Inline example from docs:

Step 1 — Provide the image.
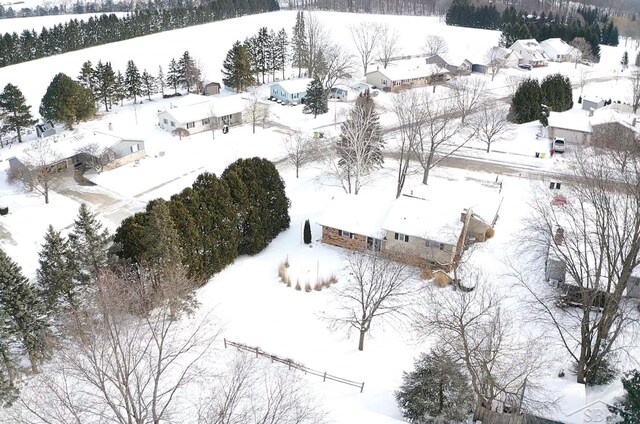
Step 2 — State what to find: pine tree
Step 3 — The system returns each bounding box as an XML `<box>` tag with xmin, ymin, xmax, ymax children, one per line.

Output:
<box><xmin>0</xmin><ymin>248</ymin><xmax>50</xmax><ymax>373</ymax></box>
<box><xmin>275</xmin><ymin>28</ymin><xmax>289</xmax><ymax>80</ymax></box>
<box><xmin>124</xmin><ymin>59</ymin><xmax>142</xmax><ymax>103</ymax></box>
<box><xmin>616</xmin><ymin>370</ymin><xmax>640</xmax><ymax>423</ymax></box>
<box><xmin>113</xmin><ymin>70</ymin><xmax>126</xmax><ymax>106</ymax></box>
<box><xmin>178</xmin><ymin>51</ymin><xmax>200</xmax><ymax>92</ymax></box>
<box><xmin>68</xmin><ymin>203</ymin><xmax>112</xmax><ymax>285</ymax></box>
<box><xmin>39</xmin><ymin>73</ymin><xmax>96</xmax><ymax>129</ymax></box>
<box><xmin>244</xmin><ymin>36</ymin><xmax>261</xmax><ymax>82</ymax></box>
<box><xmin>92</xmin><ymin>60</ymin><xmax>115</xmax><ymax>111</ymax></box>
<box><xmin>167</xmin><ymin>58</ymin><xmax>180</xmax><ymax>94</ymax></box>
<box><xmin>508</xmin><ymin>78</ymin><xmax>542</xmax><ymax>124</ymax></box>
<box><xmin>141</xmin><ymin>69</ymin><xmax>156</xmax><ymax>101</ymax></box>
<box><xmin>142</xmin><ymin>200</ymin><xmax>183</xmax><ymax>272</ymax></box>
<box><xmin>157</xmin><ymin>65</ymin><xmax>166</xmax><ymax>96</ymax></box>
<box><xmin>541</xmin><ymin>73</ymin><xmax>573</xmax><ymax>112</ymax></box>
<box><xmin>395</xmin><ymin>348</ymin><xmax>473</xmax><ymax>423</ymax></box>
<box><xmin>256</xmin><ymin>27</ymin><xmax>272</xmax><ymax>83</ymax></box>
<box><xmin>36</xmin><ymin>225</ymin><xmax>78</xmax><ymax>316</ymax></box>
<box><xmin>291</xmin><ymin>11</ymin><xmax>308</xmax><ymax>77</ymax></box>
<box><xmin>303</xmin><ymin>219</ymin><xmax>311</xmax><ymax>244</ymax></box>
<box><xmin>0</xmin><ymin>83</ymin><xmax>36</xmax><ymax>143</ymax></box>
<box><xmin>221</xmin><ymin>41</ymin><xmax>254</xmax><ymax>92</ymax></box>
<box><xmin>0</xmin><ymin>322</ymin><xmax>18</xmax><ymax>407</ymax></box>
<box><xmin>622</xmin><ymin>51</ymin><xmax>629</xmax><ymax>67</ymax></box>
<box><xmin>303</xmin><ymin>78</ymin><xmax>328</xmax><ymax>118</ymax></box>
<box><xmin>113</xmin><ymin>211</ymin><xmax>150</xmax><ymax>264</ymax></box>
<box><xmin>77</xmin><ymin>60</ymin><xmax>94</xmax><ymax>90</ymax></box>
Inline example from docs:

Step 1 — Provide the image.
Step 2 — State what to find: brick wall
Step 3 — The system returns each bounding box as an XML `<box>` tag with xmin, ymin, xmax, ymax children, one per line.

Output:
<box><xmin>321</xmin><ymin>226</ymin><xmax>367</xmax><ymax>251</ymax></box>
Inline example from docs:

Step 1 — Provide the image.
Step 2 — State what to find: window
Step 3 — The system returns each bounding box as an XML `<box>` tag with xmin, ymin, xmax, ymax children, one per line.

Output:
<box><xmin>170</xmin><ymin>121</ymin><xmax>175</xmax><ymax>127</ymax></box>
<box><xmin>439</xmin><ymin>243</ymin><xmax>445</xmax><ymax>250</ymax></box>
<box><xmin>186</xmin><ymin>121</ymin><xmax>195</xmax><ymax>129</ymax></box>
<box><xmin>367</xmin><ymin>237</ymin><xmax>381</xmax><ymax>252</ymax></box>
<box><xmin>549</xmin><ymin>182</ymin><xmax>562</xmax><ymax>190</ymax></box>
<box><xmin>394</xmin><ymin>233</ymin><xmax>409</xmax><ymax>242</ymax></box>
<box><xmin>202</xmin><ymin>118</ymin><xmax>210</xmax><ymax>125</ymax></box>
<box><xmin>338</xmin><ymin>230</ymin><xmax>354</xmax><ymax>239</ymax></box>
<box><xmin>221</xmin><ymin>114</ymin><xmax>232</xmax><ymax>125</ymax></box>
<box><xmin>130</xmin><ymin>144</ymin><xmax>139</xmax><ymax>153</ymax></box>
<box><xmin>382</xmin><ymin>79</ymin><xmax>388</xmax><ymax>85</ymax></box>
<box><xmin>163</xmin><ymin>118</ymin><xmax>168</xmax><ymax>125</ymax></box>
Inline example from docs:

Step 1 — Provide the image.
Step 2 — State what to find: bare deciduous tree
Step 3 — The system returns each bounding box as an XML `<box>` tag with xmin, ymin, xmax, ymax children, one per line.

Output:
<box><xmin>630</xmin><ymin>70</ymin><xmax>640</xmax><ymax>113</ymax></box>
<box><xmin>506</xmin><ymin>75</ymin><xmax>524</xmax><ymax>98</ymax></box>
<box><xmin>446</xmin><ymin>76</ymin><xmax>487</xmax><ymax>123</ymax></box>
<box><xmin>329</xmin><ymin>251</ymin><xmax>419</xmax><ymax>351</ymax></box>
<box><xmin>390</xmin><ymin>91</ymin><xmax>424</xmax><ymax>197</ymax></box>
<box><xmin>486</xmin><ymin>47</ymin><xmax>506</xmax><ymax>82</ymax></box>
<box><xmin>283</xmin><ymin>130</ymin><xmax>317</xmax><ymax>178</ymax></box>
<box><xmin>207</xmin><ymin>104</ymin><xmax>220</xmax><ymax>140</ymax></box>
<box><xmin>577</xmin><ymin>68</ymin><xmax>591</xmax><ymax>96</ymax></box>
<box><xmin>517</xmin><ymin>147</ymin><xmax>640</xmax><ymax>385</ymax></box>
<box><xmin>414</xmin><ymin>281</ymin><xmax>550</xmax><ymax>415</ymax></box>
<box><xmin>468</xmin><ymin>101</ymin><xmax>513</xmax><ymax>153</ymax></box>
<box><xmin>244</xmin><ymin>87</ymin><xmax>270</xmax><ymax>134</ymax></box>
<box><xmin>197</xmin><ymin>353</ymin><xmax>326</xmax><ymax>424</ymax></box>
<box><xmin>9</xmin><ymin>139</ymin><xmax>70</xmax><ymax>204</ymax></box>
<box><xmin>315</xmin><ymin>43</ymin><xmax>355</xmax><ymax>92</ymax></box>
<box><xmin>570</xmin><ymin>38</ymin><xmax>594</xmax><ymax>69</ymax></box>
<box><xmin>305</xmin><ymin>13</ymin><xmax>328</xmax><ymax>79</ymax></box>
<box><xmin>591</xmin><ymin>122</ymin><xmax>639</xmax><ymax>173</ymax></box>
<box><xmin>378</xmin><ymin>24</ymin><xmax>400</xmax><ymax>69</ymax></box>
<box><xmin>349</xmin><ymin>22</ymin><xmax>381</xmax><ymax>75</ymax></box>
<box><xmin>423</xmin><ymin>35</ymin><xmax>448</xmax><ymax>57</ymax></box>
<box><xmin>75</xmin><ymin>143</ymin><xmax>115</xmax><ymax>173</ymax></box>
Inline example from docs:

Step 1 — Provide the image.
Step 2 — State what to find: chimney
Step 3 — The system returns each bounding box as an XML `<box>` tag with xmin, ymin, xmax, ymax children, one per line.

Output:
<box><xmin>554</xmin><ymin>227</ymin><xmax>565</xmax><ymax>245</ymax></box>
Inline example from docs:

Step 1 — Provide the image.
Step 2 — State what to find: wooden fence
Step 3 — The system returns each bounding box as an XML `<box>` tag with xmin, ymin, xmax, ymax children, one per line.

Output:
<box><xmin>224</xmin><ymin>338</ymin><xmax>365</xmax><ymax>393</ymax></box>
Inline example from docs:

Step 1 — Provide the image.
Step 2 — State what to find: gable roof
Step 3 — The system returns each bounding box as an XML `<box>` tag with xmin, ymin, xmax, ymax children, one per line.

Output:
<box><xmin>317</xmin><ymin>194</ymin><xmax>394</xmax><ymax>239</ymax></box>
<box><xmin>368</xmin><ymin>63</ymin><xmax>450</xmax><ymax>82</ymax></box>
<box><xmin>272</xmin><ymin>78</ymin><xmax>313</xmax><ymax>94</ymax></box>
<box><xmin>548</xmin><ymin>111</ymin><xmax>592</xmax><ymax>133</ymax></box>
<box><xmin>539</xmin><ymin>38</ymin><xmax>577</xmax><ymax>57</ymax></box>
<box><xmin>590</xmin><ymin>108</ymin><xmax>639</xmax><ymax>131</ymax></box>
<box><xmin>510</xmin><ymin>39</ymin><xmax>550</xmax><ymax>61</ymax></box>
<box><xmin>159</xmin><ymin>93</ymin><xmax>246</xmax><ymax>124</ymax></box>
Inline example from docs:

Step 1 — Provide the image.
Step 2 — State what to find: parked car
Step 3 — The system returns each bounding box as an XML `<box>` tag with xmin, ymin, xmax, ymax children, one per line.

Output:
<box><xmin>554</xmin><ymin>137</ymin><xmax>566</xmax><ymax>153</ymax></box>
<box><xmin>518</xmin><ymin>63</ymin><xmax>532</xmax><ymax>70</ymax></box>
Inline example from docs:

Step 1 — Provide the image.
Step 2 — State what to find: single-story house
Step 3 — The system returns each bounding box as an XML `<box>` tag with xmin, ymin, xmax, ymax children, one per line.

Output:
<box><xmin>318</xmin><ymin>184</ymin><xmax>499</xmax><ymax>269</ymax></box>
<box><xmin>539</xmin><ymin>38</ymin><xmax>578</xmax><ymax>63</ymax></box>
<box><xmin>157</xmin><ymin>93</ymin><xmax>245</xmax><ymax>136</ymax></box>
<box><xmin>547</xmin><ymin>112</ymin><xmax>592</xmax><ymax>145</ymax></box>
<box><xmin>8</xmin><ymin>130</ymin><xmax>145</xmax><ymax>177</ymax></box>
<box><xmin>589</xmin><ymin>108</ymin><xmax>639</xmax><ymax>150</ymax></box>
<box><xmin>581</xmin><ymin>95</ymin><xmax>605</xmax><ymax>112</ymax></box>
<box><xmin>329</xmin><ymin>84</ymin><xmax>350</xmax><ymax>101</ymax></box>
<box><xmin>270</xmin><ymin>78</ymin><xmax>313</xmax><ymax>105</ymax></box>
<box><xmin>35</xmin><ymin>121</ymin><xmax>60</xmax><ymax>138</ymax></box>
<box><xmin>365</xmin><ymin>63</ymin><xmax>450</xmax><ymax>92</ymax></box>
<box><xmin>509</xmin><ymin>39</ymin><xmax>550</xmax><ymax>67</ymax></box>
<box><xmin>425</xmin><ymin>54</ymin><xmax>472</xmax><ymax>75</ymax></box>
<box><xmin>351</xmin><ymin>82</ymin><xmax>374</xmax><ymax>94</ymax></box>
<box><xmin>203</xmin><ymin>82</ymin><xmax>221</xmax><ymax>96</ymax></box>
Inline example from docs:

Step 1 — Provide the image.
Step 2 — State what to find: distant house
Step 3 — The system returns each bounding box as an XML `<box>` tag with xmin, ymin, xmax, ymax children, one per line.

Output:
<box><xmin>318</xmin><ymin>186</ymin><xmax>499</xmax><ymax>269</ymax></box>
<box><xmin>35</xmin><ymin>121</ymin><xmax>59</xmax><ymax>138</ymax></box>
<box><xmin>203</xmin><ymin>82</ymin><xmax>221</xmax><ymax>95</ymax></box>
<box><xmin>8</xmin><ymin>130</ymin><xmax>145</xmax><ymax>176</ymax></box>
<box><xmin>539</xmin><ymin>38</ymin><xmax>578</xmax><ymax>62</ymax></box>
<box><xmin>484</xmin><ymin>47</ymin><xmax>522</xmax><ymax>70</ymax></box>
<box><xmin>581</xmin><ymin>95</ymin><xmax>605</xmax><ymax>112</ymax></box>
<box><xmin>351</xmin><ymin>82</ymin><xmax>374</xmax><ymax>94</ymax></box>
<box><xmin>547</xmin><ymin>112</ymin><xmax>592</xmax><ymax>144</ymax></box>
<box><xmin>270</xmin><ymin>78</ymin><xmax>313</xmax><ymax>105</ymax></box>
<box><xmin>425</xmin><ymin>53</ymin><xmax>472</xmax><ymax>75</ymax></box>
<box><xmin>365</xmin><ymin>63</ymin><xmax>450</xmax><ymax>92</ymax></box>
<box><xmin>509</xmin><ymin>39</ymin><xmax>550</xmax><ymax>67</ymax></box>
<box><xmin>157</xmin><ymin>94</ymin><xmax>245</xmax><ymax>136</ymax></box>
<box><xmin>329</xmin><ymin>84</ymin><xmax>350</xmax><ymax>101</ymax></box>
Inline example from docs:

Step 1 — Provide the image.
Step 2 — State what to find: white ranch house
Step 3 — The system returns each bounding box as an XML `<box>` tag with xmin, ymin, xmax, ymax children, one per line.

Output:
<box><xmin>509</xmin><ymin>39</ymin><xmax>550</xmax><ymax>67</ymax></box>
<box><xmin>157</xmin><ymin>94</ymin><xmax>245</xmax><ymax>135</ymax></box>
<box><xmin>270</xmin><ymin>78</ymin><xmax>313</xmax><ymax>104</ymax></box>
<box><xmin>365</xmin><ymin>62</ymin><xmax>450</xmax><ymax>92</ymax></box>
<box><xmin>539</xmin><ymin>38</ymin><xmax>578</xmax><ymax>62</ymax></box>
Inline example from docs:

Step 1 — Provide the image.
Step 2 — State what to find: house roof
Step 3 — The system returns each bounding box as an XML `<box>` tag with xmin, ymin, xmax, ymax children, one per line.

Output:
<box><xmin>271</xmin><ymin>78</ymin><xmax>313</xmax><ymax>94</ymax></box>
<box><xmin>539</xmin><ymin>38</ymin><xmax>577</xmax><ymax>57</ymax></box>
<box><xmin>590</xmin><ymin>108</ymin><xmax>639</xmax><ymax>131</ymax></box>
<box><xmin>548</xmin><ymin>111</ymin><xmax>592</xmax><ymax>133</ymax></box>
<box><xmin>159</xmin><ymin>93</ymin><xmax>246</xmax><ymax>124</ymax></box>
<box><xmin>317</xmin><ymin>194</ymin><xmax>394</xmax><ymax>239</ymax></box>
<box><xmin>368</xmin><ymin>63</ymin><xmax>450</xmax><ymax>82</ymax></box>
<box><xmin>510</xmin><ymin>39</ymin><xmax>550</xmax><ymax>62</ymax></box>
<box><xmin>439</xmin><ymin>53</ymin><xmax>472</xmax><ymax>66</ymax></box>
<box><xmin>582</xmin><ymin>95</ymin><xmax>604</xmax><ymax>104</ymax></box>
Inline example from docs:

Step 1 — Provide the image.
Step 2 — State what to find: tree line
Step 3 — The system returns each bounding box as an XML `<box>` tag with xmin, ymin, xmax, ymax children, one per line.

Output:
<box><xmin>0</xmin><ymin>0</ymin><xmax>279</xmax><ymax>69</ymax></box>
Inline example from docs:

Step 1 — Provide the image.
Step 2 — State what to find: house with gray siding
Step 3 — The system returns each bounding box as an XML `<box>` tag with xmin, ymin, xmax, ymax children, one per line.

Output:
<box><xmin>270</xmin><ymin>78</ymin><xmax>313</xmax><ymax>104</ymax></box>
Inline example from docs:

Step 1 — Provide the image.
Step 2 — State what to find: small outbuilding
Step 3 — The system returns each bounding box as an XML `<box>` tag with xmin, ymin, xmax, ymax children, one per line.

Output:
<box><xmin>203</xmin><ymin>82</ymin><xmax>221</xmax><ymax>95</ymax></box>
<box><xmin>581</xmin><ymin>95</ymin><xmax>605</xmax><ymax>112</ymax></box>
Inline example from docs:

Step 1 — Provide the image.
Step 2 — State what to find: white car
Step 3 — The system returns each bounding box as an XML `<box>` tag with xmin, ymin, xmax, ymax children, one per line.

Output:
<box><xmin>554</xmin><ymin>137</ymin><xmax>566</xmax><ymax>153</ymax></box>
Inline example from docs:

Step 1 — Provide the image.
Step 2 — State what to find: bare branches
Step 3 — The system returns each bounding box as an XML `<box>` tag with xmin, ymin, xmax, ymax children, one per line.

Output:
<box><xmin>468</xmin><ymin>101</ymin><xmax>513</xmax><ymax>153</ymax></box>
<box><xmin>244</xmin><ymin>86</ymin><xmax>269</xmax><ymax>134</ymax></box>
<box><xmin>75</xmin><ymin>143</ymin><xmax>115</xmax><ymax>173</ymax></box>
<box><xmin>305</xmin><ymin>13</ymin><xmax>328</xmax><ymax>79</ymax></box>
<box><xmin>446</xmin><ymin>76</ymin><xmax>487</xmax><ymax>123</ymax></box>
<box><xmin>329</xmin><ymin>251</ymin><xmax>420</xmax><ymax>351</ymax></box>
<box><xmin>283</xmin><ymin>130</ymin><xmax>317</xmax><ymax>179</ymax></box>
<box><xmin>486</xmin><ymin>47</ymin><xmax>506</xmax><ymax>82</ymax></box>
<box><xmin>349</xmin><ymin>22</ymin><xmax>381</xmax><ymax>75</ymax></box>
<box><xmin>377</xmin><ymin>24</ymin><xmax>400</xmax><ymax>69</ymax></box>
<box><xmin>570</xmin><ymin>38</ymin><xmax>594</xmax><ymax>68</ymax></box>
<box><xmin>630</xmin><ymin>70</ymin><xmax>640</xmax><ymax>114</ymax></box>
<box><xmin>423</xmin><ymin>35</ymin><xmax>448</xmax><ymax>57</ymax></box>
<box><xmin>315</xmin><ymin>43</ymin><xmax>355</xmax><ymax>92</ymax></box>
<box><xmin>389</xmin><ymin>91</ymin><xmax>423</xmax><ymax>197</ymax></box>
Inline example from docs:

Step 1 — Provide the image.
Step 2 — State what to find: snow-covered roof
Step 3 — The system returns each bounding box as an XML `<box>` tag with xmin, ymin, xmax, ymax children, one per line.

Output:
<box><xmin>369</xmin><ymin>63</ymin><xmax>450</xmax><ymax>82</ymax></box>
<box><xmin>159</xmin><ymin>93</ymin><xmax>246</xmax><ymax>124</ymax></box>
<box><xmin>582</xmin><ymin>95</ymin><xmax>604</xmax><ymax>104</ymax></box>
<box><xmin>539</xmin><ymin>38</ymin><xmax>578</xmax><ymax>57</ymax></box>
<box><xmin>317</xmin><ymin>194</ymin><xmax>394</xmax><ymax>239</ymax></box>
<box><xmin>510</xmin><ymin>39</ymin><xmax>550</xmax><ymax>62</ymax></box>
<box><xmin>440</xmin><ymin>53</ymin><xmax>472</xmax><ymax>66</ymax></box>
<box><xmin>272</xmin><ymin>78</ymin><xmax>313</xmax><ymax>94</ymax></box>
<box><xmin>590</xmin><ymin>108</ymin><xmax>639</xmax><ymax>131</ymax></box>
<box><xmin>548</xmin><ymin>111</ymin><xmax>592</xmax><ymax>133</ymax></box>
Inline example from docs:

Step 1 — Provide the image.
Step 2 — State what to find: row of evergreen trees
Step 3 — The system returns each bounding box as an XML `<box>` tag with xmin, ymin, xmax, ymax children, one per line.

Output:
<box><xmin>0</xmin><ymin>0</ymin><xmax>193</xmax><ymax>19</ymax></box>
<box><xmin>508</xmin><ymin>73</ymin><xmax>573</xmax><ymax>124</ymax></box>
<box><xmin>114</xmin><ymin>158</ymin><xmax>290</xmax><ymax>281</ymax></box>
<box><xmin>0</xmin><ymin>0</ymin><xmax>279</xmax><ymax>69</ymax></box>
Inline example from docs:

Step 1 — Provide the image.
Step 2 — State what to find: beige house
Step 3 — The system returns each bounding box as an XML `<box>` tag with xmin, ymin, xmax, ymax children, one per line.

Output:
<box><xmin>365</xmin><ymin>62</ymin><xmax>450</xmax><ymax>92</ymax></box>
<box><xmin>158</xmin><ymin>94</ymin><xmax>245</xmax><ymax>136</ymax></box>
<box><xmin>547</xmin><ymin>112</ymin><xmax>592</xmax><ymax>145</ymax></box>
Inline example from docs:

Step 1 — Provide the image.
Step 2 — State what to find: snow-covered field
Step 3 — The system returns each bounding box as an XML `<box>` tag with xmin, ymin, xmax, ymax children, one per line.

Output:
<box><xmin>0</xmin><ymin>9</ymin><xmax>639</xmax><ymax>424</ymax></box>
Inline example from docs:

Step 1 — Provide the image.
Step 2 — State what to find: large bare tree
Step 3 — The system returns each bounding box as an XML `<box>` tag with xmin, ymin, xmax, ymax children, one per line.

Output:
<box><xmin>283</xmin><ymin>130</ymin><xmax>317</xmax><ymax>178</ymax></box>
<box><xmin>314</xmin><ymin>43</ymin><xmax>355</xmax><ymax>92</ymax></box>
<box><xmin>570</xmin><ymin>37</ymin><xmax>594</xmax><ymax>69</ymax></box>
<box><xmin>10</xmin><ymin>139</ymin><xmax>70</xmax><ymax>204</ymax></box>
<box><xmin>389</xmin><ymin>91</ymin><xmax>424</xmax><ymax>197</ymax></box>
<box><xmin>243</xmin><ymin>86</ymin><xmax>269</xmax><ymax>134</ymax></box>
<box><xmin>517</xmin><ymin>146</ymin><xmax>640</xmax><ymax>385</ymax></box>
<box><xmin>423</xmin><ymin>35</ymin><xmax>448</xmax><ymax>57</ymax></box>
<box><xmin>630</xmin><ymin>70</ymin><xmax>640</xmax><ymax>113</ymax></box>
<box><xmin>486</xmin><ymin>47</ymin><xmax>506</xmax><ymax>82</ymax></box>
<box><xmin>377</xmin><ymin>23</ymin><xmax>400</xmax><ymax>69</ymax></box>
<box><xmin>305</xmin><ymin>13</ymin><xmax>328</xmax><ymax>79</ymax></box>
<box><xmin>468</xmin><ymin>101</ymin><xmax>513</xmax><ymax>153</ymax></box>
<box><xmin>75</xmin><ymin>143</ymin><xmax>115</xmax><ymax>173</ymax></box>
<box><xmin>349</xmin><ymin>22</ymin><xmax>381</xmax><ymax>75</ymax></box>
<box><xmin>330</xmin><ymin>251</ymin><xmax>419</xmax><ymax>351</ymax></box>
<box><xmin>446</xmin><ymin>76</ymin><xmax>487</xmax><ymax>123</ymax></box>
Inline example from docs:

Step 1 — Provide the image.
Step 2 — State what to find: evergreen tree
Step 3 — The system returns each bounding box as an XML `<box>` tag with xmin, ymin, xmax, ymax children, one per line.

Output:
<box><xmin>92</xmin><ymin>60</ymin><xmax>115</xmax><ymax>111</ymax></box>
<box><xmin>636</xmin><ymin>52</ymin><xmax>640</xmax><ymax>68</ymax></box>
<box><xmin>0</xmin><ymin>323</ymin><xmax>18</xmax><ymax>407</ymax></box>
<box><xmin>140</xmin><ymin>69</ymin><xmax>156</xmax><ymax>101</ymax></box>
<box><xmin>113</xmin><ymin>211</ymin><xmax>149</xmax><ymax>264</ymax></box>
<box><xmin>608</xmin><ymin>25</ymin><xmax>619</xmax><ymax>46</ymax></box>
<box><xmin>541</xmin><ymin>73</ymin><xmax>573</xmax><ymax>112</ymax></box>
<box><xmin>303</xmin><ymin>219</ymin><xmax>311</xmax><ymax>244</ymax></box>
<box><xmin>77</xmin><ymin>60</ymin><xmax>94</xmax><ymax>90</ymax></box>
<box><xmin>68</xmin><ymin>203</ymin><xmax>111</xmax><ymax>285</ymax></box>
<box><xmin>256</xmin><ymin>27</ymin><xmax>272</xmax><ymax>83</ymax></box>
<box><xmin>39</xmin><ymin>73</ymin><xmax>95</xmax><ymax>129</ymax></box>
<box><xmin>167</xmin><ymin>58</ymin><xmax>180</xmax><ymax>94</ymax></box>
<box><xmin>113</xmin><ymin>70</ymin><xmax>126</xmax><ymax>106</ymax></box>
<box><xmin>221</xmin><ymin>41</ymin><xmax>254</xmax><ymax>92</ymax></box>
<box><xmin>0</xmin><ymin>248</ymin><xmax>50</xmax><ymax>373</ymax></box>
<box><xmin>615</xmin><ymin>370</ymin><xmax>640</xmax><ymax>423</ymax></box>
<box><xmin>244</xmin><ymin>36</ymin><xmax>261</xmax><ymax>82</ymax></box>
<box><xmin>36</xmin><ymin>225</ymin><xmax>78</xmax><ymax>316</ymax></box>
<box><xmin>275</xmin><ymin>28</ymin><xmax>289</xmax><ymax>80</ymax></box>
<box><xmin>124</xmin><ymin>59</ymin><xmax>142</xmax><ymax>103</ymax></box>
<box><xmin>395</xmin><ymin>348</ymin><xmax>473</xmax><ymax>423</ymax></box>
<box><xmin>178</xmin><ymin>51</ymin><xmax>200</xmax><ymax>93</ymax></box>
<box><xmin>0</xmin><ymin>83</ymin><xmax>36</xmax><ymax>143</ymax></box>
<box><xmin>508</xmin><ymin>78</ymin><xmax>542</xmax><ymax>124</ymax></box>
<box><xmin>303</xmin><ymin>78</ymin><xmax>328</xmax><ymax>118</ymax></box>
<box><xmin>157</xmin><ymin>65</ymin><xmax>166</xmax><ymax>96</ymax></box>
<box><xmin>291</xmin><ymin>11</ymin><xmax>308</xmax><ymax>77</ymax></box>
<box><xmin>622</xmin><ymin>51</ymin><xmax>629</xmax><ymax>67</ymax></box>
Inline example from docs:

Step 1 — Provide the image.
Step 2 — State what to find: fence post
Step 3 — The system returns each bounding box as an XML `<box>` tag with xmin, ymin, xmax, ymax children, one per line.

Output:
<box><xmin>323</xmin><ymin>372</ymin><xmax>326</xmax><ymax>382</ymax></box>
<box><xmin>360</xmin><ymin>382</ymin><xmax>365</xmax><ymax>393</ymax></box>
<box><xmin>223</xmin><ymin>338</ymin><xmax>227</xmax><ymax>349</ymax></box>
